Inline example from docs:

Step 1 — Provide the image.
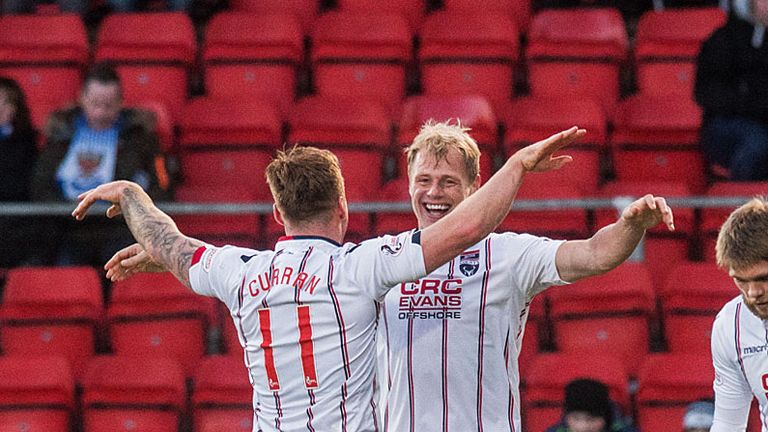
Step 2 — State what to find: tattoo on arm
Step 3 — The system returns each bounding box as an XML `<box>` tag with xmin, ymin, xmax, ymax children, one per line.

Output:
<box><xmin>120</xmin><ymin>187</ymin><xmax>204</xmax><ymax>288</ymax></box>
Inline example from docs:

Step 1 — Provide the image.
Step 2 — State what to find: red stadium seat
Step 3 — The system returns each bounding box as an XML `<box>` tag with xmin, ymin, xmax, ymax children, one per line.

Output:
<box><xmin>218</xmin><ymin>302</ymin><xmax>244</xmax><ymax>357</ymax></box>
<box><xmin>418</xmin><ymin>11</ymin><xmax>519</xmax><ymax>114</ymax></box>
<box><xmin>372</xmin><ymin>177</ymin><xmax>417</xmax><ymax>235</ymax></box>
<box><xmin>610</xmin><ymin>94</ymin><xmax>705</xmax><ymax>192</ymax></box>
<box><xmin>596</xmin><ymin>181</ymin><xmax>694</xmax><ymax>291</ymax></box>
<box><xmin>228</xmin><ymin>0</ymin><xmax>319</xmax><ymax>33</ymax></box>
<box><xmin>203</xmin><ymin>12</ymin><xmax>303</xmax><ymax>115</ymax></box>
<box><xmin>700</xmin><ymin>182</ymin><xmax>768</xmax><ymax>261</ymax></box>
<box><xmin>0</xmin><ymin>14</ymin><xmax>88</xmax><ymax>128</ymax></box>
<box><xmin>0</xmin><ymin>356</ymin><xmax>74</xmax><ymax>432</ymax></box>
<box><xmin>178</xmin><ymin>96</ymin><xmax>282</xmax><ymax>194</ymax></box>
<box><xmin>82</xmin><ymin>356</ymin><xmax>186</xmax><ymax>432</ymax></box>
<box><xmin>337</xmin><ymin>0</ymin><xmax>426</xmax><ymax>30</ymax></box>
<box><xmin>174</xmin><ymin>185</ymin><xmax>264</xmax><ymax>249</ymax></box>
<box><xmin>522</xmin><ymin>352</ymin><xmax>629</xmax><ymax>432</ymax></box>
<box><xmin>108</xmin><ymin>273</ymin><xmax>217</xmax><ymax>377</ymax></box>
<box><xmin>548</xmin><ymin>263</ymin><xmax>655</xmax><ymax>376</ymax></box>
<box><xmin>0</xmin><ymin>267</ymin><xmax>103</xmax><ymax>378</ymax></box>
<box><xmin>661</xmin><ymin>261</ymin><xmax>735</xmax><ymax>353</ymax></box>
<box><xmin>636</xmin><ymin>353</ymin><xmax>714</xmax><ymax>432</ymax></box>
<box><xmin>95</xmin><ymin>12</ymin><xmax>196</xmax><ymax>119</ymax></box>
<box><xmin>396</xmin><ymin>95</ymin><xmax>498</xmax><ymax>181</ymax></box>
<box><xmin>635</xmin><ymin>8</ymin><xmax>725</xmax><ymax>96</ymax></box>
<box><xmin>503</xmin><ymin>96</ymin><xmax>607</xmax><ymax>195</ymax></box>
<box><xmin>192</xmin><ymin>356</ymin><xmax>253</xmax><ymax>432</ymax></box>
<box><xmin>443</xmin><ymin>0</ymin><xmax>531</xmax><ymax>33</ymax></box>
<box><xmin>498</xmin><ymin>183</ymin><xmax>589</xmax><ymax>239</ymax></box>
<box><xmin>527</xmin><ymin>8</ymin><xmax>628</xmax><ymax>115</ymax></box>
<box><xmin>310</xmin><ymin>12</ymin><xmax>412</xmax><ymax>112</ymax></box>
<box><xmin>131</xmin><ymin>100</ymin><xmax>175</xmax><ymax>154</ymax></box>
<box><xmin>288</xmin><ymin>96</ymin><xmax>392</xmax><ymax>194</ymax></box>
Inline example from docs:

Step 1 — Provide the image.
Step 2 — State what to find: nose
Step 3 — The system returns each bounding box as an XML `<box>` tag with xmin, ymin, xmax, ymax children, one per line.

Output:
<box><xmin>747</xmin><ymin>282</ymin><xmax>765</xmax><ymax>300</ymax></box>
<box><xmin>426</xmin><ymin>181</ymin><xmax>442</xmax><ymax>197</ymax></box>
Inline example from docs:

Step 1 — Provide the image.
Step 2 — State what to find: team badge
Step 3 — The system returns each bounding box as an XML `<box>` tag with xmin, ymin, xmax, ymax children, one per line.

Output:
<box><xmin>459</xmin><ymin>250</ymin><xmax>480</xmax><ymax>277</ymax></box>
<box><xmin>380</xmin><ymin>234</ymin><xmax>405</xmax><ymax>257</ymax></box>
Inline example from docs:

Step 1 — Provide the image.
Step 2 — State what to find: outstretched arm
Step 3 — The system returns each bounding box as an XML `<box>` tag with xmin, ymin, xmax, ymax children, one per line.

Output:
<box><xmin>72</xmin><ymin>180</ymin><xmax>204</xmax><ymax>288</ymax></box>
<box><xmin>420</xmin><ymin>126</ymin><xmax>585</xmax><ymax>273</ymax></box>
<box><xmin>555</xmin><ymin>194</ymin><xmax>675</xmax><ymax>282</ymax></box>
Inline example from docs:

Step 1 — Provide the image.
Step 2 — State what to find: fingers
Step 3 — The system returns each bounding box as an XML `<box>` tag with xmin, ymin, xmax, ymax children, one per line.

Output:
<box><xmin>655</xmin><ymin>196</ymin><xmax>675</xmax><ymax>232</ymax></box>
<box><xmin>106</xmin><ymin>204</ymin><xmax>122</xmax><ymax>218</ymax></box>
<box><xmin>547</xmin><ymin>155</ymin><xmax>574</xmax><ymax>170</ymax></box>
<box><xmin>71</xmin><ymin>188</ymin><xmax>98</xmax><ymax>220</ymax></box>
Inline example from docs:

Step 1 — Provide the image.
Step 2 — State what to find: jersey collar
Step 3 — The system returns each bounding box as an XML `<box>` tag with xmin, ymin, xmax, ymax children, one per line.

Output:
<box><xmin>276</xmin><ymin>235</ymin><xmax>342</xmax><ymax>248</ymax></box>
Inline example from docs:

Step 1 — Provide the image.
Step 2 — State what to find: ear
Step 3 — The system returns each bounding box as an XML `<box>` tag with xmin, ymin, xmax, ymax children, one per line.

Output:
<box><xmin>272</xmin><ymin>204</ymin><xmax>285</xmax><ymax>227</ymax></box>
<box><xmin>337</xmin><ymin>195</ymin><xmax>348</xmax><ymax>219</ymax></box>
<box><xmin>470</xmin><ymin>173</ymin><xmax>481</xmax><ymax>193</ymax></box>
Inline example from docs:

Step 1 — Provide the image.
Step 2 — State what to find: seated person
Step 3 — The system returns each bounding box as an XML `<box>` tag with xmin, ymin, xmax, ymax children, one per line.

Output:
<box><xmin>683</xmin><ymin>400</ymin><xmax>714</xmax><ymax>432</ymax></box>
<box><xmin>546</xmin><ymin>378</ymin><xmax>637</xmax><ymax>432</ymax></box>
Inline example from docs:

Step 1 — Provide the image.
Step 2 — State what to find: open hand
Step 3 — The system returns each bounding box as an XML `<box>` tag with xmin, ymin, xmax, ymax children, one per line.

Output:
<box><xmin>71</xmin><ymin>180</ymin><xmax>137</xmax><ymax>221</ymax></box>
<box><xmin>513</xmin><ymin>126</ymin><xmax>586</xmax><ymax>172</ymax></box>
<box><xmin>621</xmin><ymin>194</ymin><xmax>675</xmax><ymax>232</ymax></box>
<box><xmin>105</xmin><ymin>243</ymin><xmax>166</xmax><ymax>282</ymax></box>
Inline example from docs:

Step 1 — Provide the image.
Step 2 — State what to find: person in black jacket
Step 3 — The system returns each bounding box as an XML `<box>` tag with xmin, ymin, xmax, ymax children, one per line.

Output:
<box><xmin>694</xmin><ymin>0</ymin><xmax>768</xmax><ymax>181</ymax></box>
<box><xmin>0</xmin><ymin>77</ymin><xmax>39</xmax><ymax>268</ymax></box>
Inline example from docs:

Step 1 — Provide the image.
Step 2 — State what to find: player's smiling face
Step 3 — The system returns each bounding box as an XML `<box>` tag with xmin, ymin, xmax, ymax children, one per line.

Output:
<box><xmin>732</xmin><ymin>260</ymin><xmax>768</xmax><ymax>320</ymax></box>
<box><xmin>408</xmin><ymin>147</ymin><xmax>479</xmax><ymax>229</ymax></box>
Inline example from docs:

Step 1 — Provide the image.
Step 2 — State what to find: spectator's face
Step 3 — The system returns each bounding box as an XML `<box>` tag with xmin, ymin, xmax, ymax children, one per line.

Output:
<box><xmin>408</xmin><ymin>147</ymin><xmax>479</xmax><ymax>229</ymax></box>
<box><xmin>565</xmin><ymin>411</ymin><xmax>606</xmax><ymax>432</ymax></box>
<box><xmin>0</xmin><ymin>88</ymin><xmax>16</xmax><ymax>126</ymax></box>
<box><xmin>80</xmin><ymin>80</ymin><xmax>122</xmax><ymax>131</ymax></box>
<box><xmin>754</xmin><ymin>0</ymin><xmax>768</xmax><ymax>25</ymax></box>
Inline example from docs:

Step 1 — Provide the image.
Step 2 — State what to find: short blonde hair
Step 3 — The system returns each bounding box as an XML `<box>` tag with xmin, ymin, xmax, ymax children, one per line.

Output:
<box><xmin>716</xmin><ymin>197</ymin><xmax>768</xmax><ymax>270</ymax></box>
<box><xmin>405</xmin><ymin>119</ymin><xmax>481</xmax><ymax>182</ymax></box>
<box><xmin>265</xmin><ymin>146</ymin><xmax>345</xmax><ymax>225</ymax></box>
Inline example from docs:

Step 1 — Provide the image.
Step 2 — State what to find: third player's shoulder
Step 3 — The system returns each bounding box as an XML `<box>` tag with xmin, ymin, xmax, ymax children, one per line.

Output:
<box><xmin>201</xmin><ymin>244</ymin><xmax>271</xmax><ymax>270</ymax></box>
<box><xmin>713</xmin><ymin>295</ymin><xmax>747</xmax><ymax>334</ymax></box>
<box><xmin>336</xmin><ymin>230</ymin><xmax>421</xmax><ymax>261</ymax></box>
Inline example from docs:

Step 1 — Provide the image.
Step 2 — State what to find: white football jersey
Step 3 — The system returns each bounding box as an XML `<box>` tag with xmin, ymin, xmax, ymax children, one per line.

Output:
<box><xmin>711</xmin><ymin>296</ymin><xmax>768</xmax><ymax>431</ymax></box>
<box><xmin>189</xmin><ymin>232</ymin><xmax>426</xmax><ymax>432</ymax></box>
<box><xmin>377</xmin><ymin>232</ymin><xmax>566</xmax><ymax>432</ymax></box>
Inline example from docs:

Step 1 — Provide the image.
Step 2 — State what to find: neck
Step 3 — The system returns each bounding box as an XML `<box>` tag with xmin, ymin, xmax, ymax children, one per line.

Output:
<box><xmin>283</xmin><ymin>223</ymin><xmax>344</xmax><ymax>245</ymax></box>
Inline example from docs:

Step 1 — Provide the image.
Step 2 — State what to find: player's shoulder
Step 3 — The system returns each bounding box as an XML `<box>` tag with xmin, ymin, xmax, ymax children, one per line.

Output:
<box><xmin>713</xmin><ymin>295</ymin><xmax>746</xmax><ymax>331</ymax></box>
<box><xmin>338</xmin><ymin>230</ymin><xmax>419</xmax><ymax>259</ymax></box>
<box><xmin>202</xmin><ymin>244</ymin><xmax>269</xmax><ymax>268</ymax></box>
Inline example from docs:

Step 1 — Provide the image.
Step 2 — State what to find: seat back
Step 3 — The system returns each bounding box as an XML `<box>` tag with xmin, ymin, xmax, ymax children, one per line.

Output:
<box><xmin>372</xmin><ymin>177</ymin><xmax>417</xmax><ymax>235</ymax></box>
<box><xmin>228</xmin><ymin>0</ymin><xmax>319</xmax><ymax>32</ymax></box>
<box><xmin>193</xmin><ymin>356</ymin><xmax>253</xmax><ymax>431</ymax></box>
<box><xmin>337</xmin><ymin>0</ymin><xmax>426</xmax><ymax>30</ymax></box>
<box><xmin>498</xmin><ymin>182</ymin><xmax>589</xmax><ymax>239</ymax></box>
<box><xmin>444</xmin><ymin>0</ymin><xmax>531</xmax><ymax>33</ymax></box>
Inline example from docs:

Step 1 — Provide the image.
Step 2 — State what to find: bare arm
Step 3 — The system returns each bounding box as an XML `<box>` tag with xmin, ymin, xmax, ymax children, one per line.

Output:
<box><xmin>420</xmin><ymin>127</ymin><xmax>585</xmax><ymax>273</ymax></box>
<box><xmin>72</xmin><ymin>180</ymin><xmax>204</xmax><ymax>288</ymax></box>
<box><xmin>555</xmin><ymin>194</ymin><xmax>675</xmax><ymax>282</ymax></box>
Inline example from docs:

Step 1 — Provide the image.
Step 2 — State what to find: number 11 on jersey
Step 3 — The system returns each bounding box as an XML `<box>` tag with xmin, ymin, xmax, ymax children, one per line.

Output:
<box><xmin>258</xmin><ymin>305</ymin><xmax>320</xmax><ymax>392</ymax></box>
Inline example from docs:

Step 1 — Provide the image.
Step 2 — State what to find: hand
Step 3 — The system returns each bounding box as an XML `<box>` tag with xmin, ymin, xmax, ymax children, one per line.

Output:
<box><xmin>512</xmin><ymin>126</ymin><xmax>586</xmax><ymax>172</ymax></box>
<box><xmin>71</xmin><ymin>180</ymin><xmax>137</xmax><ymax>221</ymax></box>
<box><xmin>105</xmin><ymin>243</ymin><xmax>167</xmax><ymax>282</ymax></box>
<box><xmin>621</xmin><ymin>194</ymin><xmax>675</xmax><ymax>232</ymax></box>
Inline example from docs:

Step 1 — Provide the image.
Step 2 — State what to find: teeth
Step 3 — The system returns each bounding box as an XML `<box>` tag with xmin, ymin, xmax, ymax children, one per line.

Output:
<box><xmin>425</xmin><ymin>204</ymin><xmax>449</xmax><ymax>211</ymax></box>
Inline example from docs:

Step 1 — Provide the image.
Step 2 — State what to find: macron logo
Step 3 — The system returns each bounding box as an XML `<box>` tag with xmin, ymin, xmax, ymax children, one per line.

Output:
<box><xmin>743</xmin><ymin>344</ymin><xmax>768</xmax><ymax>356</ymax></box>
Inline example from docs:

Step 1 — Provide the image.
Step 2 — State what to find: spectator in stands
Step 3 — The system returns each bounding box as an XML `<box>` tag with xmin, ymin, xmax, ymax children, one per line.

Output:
<box><xmin>0</xmin><ymin>77</ymin><xmax>39</xmax><ymax>268</ymax></box>
<box><xmin>30</xmin><ymin>62</ymin><xmax>168</xmax><ymax>267</ymax></box>
<box><xmin>683</xmin><ymin>400</ymin><xmax>715</xmax><ymax>432</ymax></box>
<box><xmin>545</xmin><ymin>378</ymin><xmax>637</xmax><ymax>432</ymax></box>
<box><xmin>1</xmin><ymin>0</ymin><xmax>89</xmax><ymax>14</ymax></box>
<box><xmin>108</xmin><ymin>0</ymin><xmax>192</xmax><ymax>12</ymax></box>
<box><xmin>694</xmin><ymin>0</ymin><xmax>768</xmax><ymax>181</ymax></box>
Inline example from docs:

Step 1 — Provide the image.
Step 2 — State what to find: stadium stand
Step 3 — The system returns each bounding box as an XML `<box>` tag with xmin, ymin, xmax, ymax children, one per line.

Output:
<box><xmin>701</xmin><ymin>182</ymin><xmax>768</xmax><ymax>261</ymax></box>
<box><xmin>0</xmin><ymin>356</ymin><xmax>74</xmax><ymax>432</ymax></box>
<box><xmin>443</xmin><ymin>0</ymin><xmax>531</xmax><ymax>33</ymax></box>
<box><xmin>227</xmin><ymin>0</ymin><xmax>319</xmax><ymax>33</ymax></box>
<box><xmin>0</xmin><ymin>266</ymin><xmax>103</xmax><ymax>379</ymax></box>
<box><xmin>517</xmin><ymin>292</ymin><xmax>547</xmax><ymax>380</ymax></box>
<box><xmin>0</xmin><ymin>14</ymin><xmax>88</xmax><ymax>129</ymax></box>
<box><xmin>192</xmin><ymin>355</ymin><xmax>253</xmax><ymax>432</ymax></box>
<box><xmin>336</xmin><ymin>0</ymin><xmax>427</xmax><ymax>31</ymax></box>
<box><xmin>372</xmin><ymin>177</ymin><xmax>417</xmax><ymax>235</ymax></box>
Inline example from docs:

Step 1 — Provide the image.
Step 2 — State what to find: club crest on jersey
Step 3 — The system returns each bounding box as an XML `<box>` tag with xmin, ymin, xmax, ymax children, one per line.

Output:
<box><xmin>459</xmin><ymin>250</ymin><xmax>480</xmax><ymax>277</ymax></box>
<box><xmin>380</xmin><ymin>234</ymin><xmax>405</xmax><ymax>256</ymax></box>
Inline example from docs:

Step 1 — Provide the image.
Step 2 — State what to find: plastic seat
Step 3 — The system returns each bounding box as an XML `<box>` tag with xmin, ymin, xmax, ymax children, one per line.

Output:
<box><xmin>635</xmin><ymin>7</ymin><xmax>725</xmax><ymax>96</ymax></box>
<box><xmin>203</xmin><ymin>12</ymin><xmax>303</xmax><ymax>114</ymax></box>
<box><xmin>0</xmin><ymin>356</ymin><xmax>74</xmax><ymax>432</ymax></box>
<box><xmin>174</xmin><ymin>185</ymin><xmax>264</xmax><ymax>249</ymax></box>
<box><xmin>94</xmin><ymin>12</ymin><xmax>196</xmax><ymax>119</ymax></box>
<box><xmin>660</xmin><ymin>262</ymin><xmax>734</xmax><ymax>353</ymax></box>
<box><xmin>418</xmin><ymin>11</ymin><xmax>519</xmax><ymax>114</ymax></box>
<box><xmin>396</xmin><ymin>95</ymin><xmax>498</xmax><ymax>181</ymax></box>
<box><xmin>337</xmin><ymin>0</ymin><xmax>426</xmax><ymax>30</ymax></box>
<box><xmin>548</xmin><ymin>262</ymin><xmax>655</xmax><ymax>376</ymax></box>
<box><xmin>192</xmin><ymin>356</ymin><xmax>253</xmax><ymax>432</ymax></box>
<box><xmin>443</xmin><ymin>0</ymin><xmax>531</xmax><ymax>33</ymax></box>
<box><xmin>636</xmin><ymin>353</ymin><xmax>714</xmax><ymax>432</ymax></box>
<box><xmin>700</xmin><ymin>182</ymin><xmax>768</xmax><ymax>261</ymax></box>
<box><xmin>0</xmin><ymin>267</ymin><xmax>103</xmax><ymax>378</ymax></box>
<box><xmin>288</xmin><ymin>96</ymin><xmax>392</xmax><ymax>194</ymax></box>
<box><xmin>610</xmin><ymin>94</ymin><xmax>705</xmax><ymax>192</ymax></box>
<box><xmin>310</xmin><ymin>11</ymin><xmax>412</xmax><ymax>112</ymax></box>
<box><xmin>107</xmin><ymin>273</ymin><xmax>216</xmax><ymax>377</ymax></box>
<box><xmin>82</xmin><ymin>356</ymin><xmax>186</xmax><ymax>432</ymax></box>
<box><xmin>131</xmin><ymin>100</ymin><xmax>175</xmax><ymax>154</ymax></box>
<box><xmin>372</xmin><ymin>177</ymin><xmax>417</xmax><ymax>235</ymax></box>
<box><xmin>228</xmin><ymin>0</ymin><xmax>319</xmax><ymax>33</ymax></box>
<box><xmin>526</xmin><ymin>8</ymin><xmax>628</xmax><ymax>114</ymax></box>
<box><xmin>498</xmin><ymin>183</ymin><xmax>589</xmax><ymax>239</ymax></box>
<box><xmin>522</xmin><ymin>352</ymin><xmax>629</xmax><ymax>432</ymax></box>
<box><xmin>503</xmin><ymin>96</ymin><xmax>607</xmax><ymax>195</ymax></box>
<box><xmin>178</xmin><ymin>96</ymin><xmax>282</xmax><ymax>193</ymax></box>
<box><xmin>596</xmin><ymin>181</ymin><xmax>694</xmax><ymax>290</ymax></box>
<box><xmin>0</xmin><ymin>14</ymin><xmax>88</xmax><ymax>128</ymax></box>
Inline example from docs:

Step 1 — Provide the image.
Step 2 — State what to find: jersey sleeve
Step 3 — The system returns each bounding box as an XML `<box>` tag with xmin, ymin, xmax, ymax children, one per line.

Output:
<box><xmin>340</xmin><ymin>230</ymin><xmax>427</xmax><ymax>302</ymax></box>
<box><xmin>188</xmin><ymin>244</ymin><xmax>255</xmax><ymax>309</ymax></box>
<box><xmin>499</xmin><ymin>233</ymin><xmax>568</xmax><ymax>297</ymax></box>
<box><xmin>710</xmin><ymin>310</ymin><xmax>752</xmax><ymax>431</ymax></box>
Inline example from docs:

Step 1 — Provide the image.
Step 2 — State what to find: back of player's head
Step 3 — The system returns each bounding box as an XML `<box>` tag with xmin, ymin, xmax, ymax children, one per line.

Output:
<box><xmin>716</xmin><ymin>197</ymin><xmax>768</xmax><ymax>270</ymax></box>
<box><xmin>405</xmin><ymin>119</ymin><xmax>481</xmax><ymax>182</ymax></box>
<box><xmin>265</xmin><ymin>145</ymin><xmax>345</xmax><ymax>225</ymax></box>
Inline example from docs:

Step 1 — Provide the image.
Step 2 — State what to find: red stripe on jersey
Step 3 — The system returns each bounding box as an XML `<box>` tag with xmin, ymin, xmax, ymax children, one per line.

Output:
<box><xmin>735</xmin><ymin>303</ymin><xmax>749</xmax><ymax>382</ymax></box>
<box><xmin>258</xmin><ymin>308</ymin><xmax>281</xmax><ymax>391</ymax></box>
<box><xmin>297</xmin><ymin>305</ymin><xmax>319</xmax><ymax>389</ymax></box>
<box><xmin>476</xmin><ymin>238</ymin><xmax>492</xmax><ymax>432</ymax></box>
<box><xmin>191</xmin><ymin>246</ymin><xmax>206</xmax><ymax>266</ymax></box>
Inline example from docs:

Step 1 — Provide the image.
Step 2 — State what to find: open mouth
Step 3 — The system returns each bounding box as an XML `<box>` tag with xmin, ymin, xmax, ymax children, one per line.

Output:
<box><xmin>423</xmin><ymin>203</ymin><xmax>450</xmax><ymax>217</ymax></box>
